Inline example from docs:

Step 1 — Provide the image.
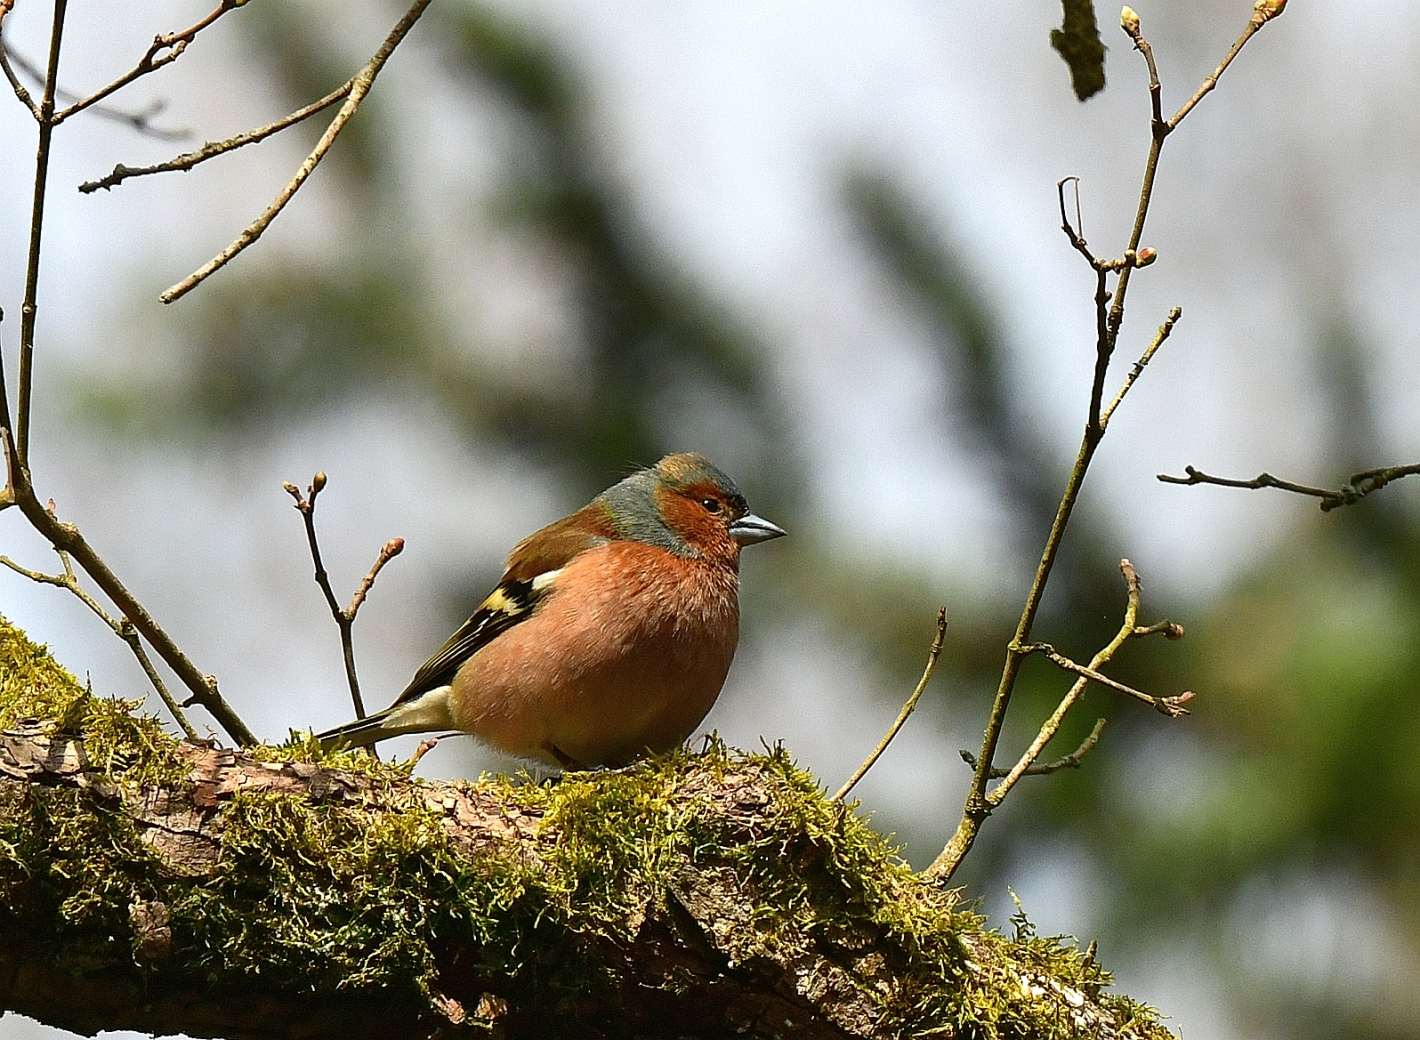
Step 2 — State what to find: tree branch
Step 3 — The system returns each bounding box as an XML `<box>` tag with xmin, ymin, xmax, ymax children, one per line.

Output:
<box><xmin>0</xmin><ymin>635</ymin><xmax>1178</xmax><ymax>1040</ymax></box>
<box><xmin>959</xmin><ymin>718</ymin><xmax>1106</xmax><ymax>779</ymax></box>
<box><xmin>4</xmin><ymin>453</ymin><xmax>255</xmax><ymax>745</ymax></box>
<box><xmin>978</xmin><ymin>561</ymin><xmax>1189</xmax><ymax>817</ymax></box>
<box><xmin>159</xmin><ymin>0</ymin><xmax>435</xmax><ymax>304</ymax></box>
<box><xmin>0</xmin><ymin>17</ymin><xmax>41</xmax><ymax>118</ymax></box>
<box><xmin>16</xmin><ymin>0</ymin><xmax>68</xmax><ymax>464</ymax></box>
<box><xmin>1101</xmin><ymin>305</ymin><xmax>1181</xmax><ymax>425</ymax></box>
<box><xmin>1157</xmin><ymin>463</ymin><xmax>1420</xmax><ymax>512</ymax></box>
<box><xmin>832</xmin><ymin>609</ymin><xmax>947</xmax><ymax>802</ymax></box>
<box><xmin>1018</xmin><ymin>642</ymin><xmax>1193</xmax><ymax>717</ymax></box>
<box><xmin>2</xmin><ymin>45</ymin><xmax>188</xmax><ymax>138</ymax></box>
<box><xmin>0</xmin><ymin>549</ymin><xmax>198</xmax><ymax>739</ymax></box>
<box><xmin>51</xmin><ymin>0</ymin><xmax>240</xmax><ymax>125</ymax></box>
<box><xmin>79</xmin><ymin>83</ymin><xmax>349</xmax><ymax>193</ymax></box>
<box><xmin>928</xmin><ymin>0</ymin><xmax>1285</xmax><ymax>885</ymax></box>
<box><xmin>284</xmin><ymin>473</ymin><xmax>404</xmax><ymax>721</ymax></box>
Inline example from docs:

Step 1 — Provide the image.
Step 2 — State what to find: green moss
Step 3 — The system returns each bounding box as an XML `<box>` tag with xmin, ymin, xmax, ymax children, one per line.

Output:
<box><xmin>0</xmin><ymin>613</ymin><xmax>88</xmax><ymax>728</ymax></box>
<box><xmin>0</xmin><ymin>615</ymin><xmax>1173</xmax><ymax>1037</ymax></box>
<box><xmin>0</xmin><ymin>613</ymin><xmax>187</xmax><ymax>789</ymax></box>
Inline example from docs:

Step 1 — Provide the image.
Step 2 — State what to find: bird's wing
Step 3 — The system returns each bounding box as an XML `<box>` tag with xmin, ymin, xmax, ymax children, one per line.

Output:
<box><xmin>390</xmin><ymin>511</ymin><xmax>615</xmax><ymax>707</ymax></box>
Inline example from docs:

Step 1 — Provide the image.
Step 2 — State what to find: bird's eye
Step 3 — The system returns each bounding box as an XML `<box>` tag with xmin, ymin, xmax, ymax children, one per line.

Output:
<box><xmin>701</xmin><ymin>497</ymin><xmax>723</xmax><ymax>514</ymax></box>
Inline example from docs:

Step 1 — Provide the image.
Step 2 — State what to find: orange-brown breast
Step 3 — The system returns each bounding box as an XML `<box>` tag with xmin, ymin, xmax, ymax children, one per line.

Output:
<box><xmin>448</xmin><ymin>539</ymin><xmax>740</xmax><ymax>768</ymax></box>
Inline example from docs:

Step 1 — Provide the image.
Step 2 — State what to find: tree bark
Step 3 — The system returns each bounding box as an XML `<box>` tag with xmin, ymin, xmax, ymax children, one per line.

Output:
<box><xmin>0</xmin><ymin>619</ymin><xmax>1174</xmax><ymax>1040</ymax></box>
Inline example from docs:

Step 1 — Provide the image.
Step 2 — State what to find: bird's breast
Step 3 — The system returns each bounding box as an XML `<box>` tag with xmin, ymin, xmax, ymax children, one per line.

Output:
<box><xmin>451</xmin><ymin>541</ymin><xmax>741</xmax><ymax>767</ymax></box>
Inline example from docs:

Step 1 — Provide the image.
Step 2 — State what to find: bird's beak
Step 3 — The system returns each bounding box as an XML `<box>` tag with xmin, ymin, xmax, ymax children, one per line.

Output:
<box><xmin>728</xmin><ymin>513</ymin><xmax>786</xmax><ymax>545</ymax></box>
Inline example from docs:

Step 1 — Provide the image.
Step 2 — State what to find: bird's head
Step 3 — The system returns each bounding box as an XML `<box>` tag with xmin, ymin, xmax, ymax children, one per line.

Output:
<box><xmin>599</xmin><ymin>453</ymin><xmax>785</xmax><ymax>562</ymax></box>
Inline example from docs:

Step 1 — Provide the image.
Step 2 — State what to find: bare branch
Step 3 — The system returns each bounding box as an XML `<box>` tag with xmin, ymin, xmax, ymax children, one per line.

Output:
<box><xmin>1167</xmin><ymin>1</ymin><xmax>1287</xmax><ymax>130</ymax></box>
<box><xmin>52</xmin><ymin>0</ymin><xmax>239</xmax><ymax>125</ymax></box>
<box><xmin>287</xmin><ymin>473</ymin><xmax>364</xmax><ymax>720</ymax></box>
<box><xmin>959</xmin><ymin>718</ymin><xmax>1106</xmax><ymax>779</ymax></box>
<box><xmin>1135</xmin><ymin>618</ymin><xmax>1185</xmax><ymax>640</ymax></box>
<box><xmin>1019</xmin><ymin>642</ymin><xmax>1193</xmax><ymax>718</ymax></box>
<box><xmin>349</xmin><ymin>538</ymin><xmax>405</xmax><ymax>620</ymax></box>
<box><xmin>1</xmin><ymin>551</ymin><xmax>198</xmax><ymax>739</ymax></box>
<box><xmin>1119</xmin><ymin>8</ymin><xmax>1163</xmax><ymax>130</ymax></box>
<box><xmin>0</xmin><ymin>27</ymin><xmax>40</xmax><ymax>117</ymax></box>
<box><xmin>982</xmin><ymin>561</ymin><xmax>1190</xmax><ymax>815</ymax></box>
<box><xmin>1057</xmin><ymin>176</ymin><xmax>1095</xmax><ymax>264</ymax></box>
<box><xmin>832</xmin><ymin>609</ymin><xmax>947</xmax><ymax>803</ymax></box>
<box><xmin>1101</xmin><ymin>305</ymin><xmax>1182</xmax><ymax>425</ymax></box>
<box><xmin>16</xmin><ymin>0</ymin><xmax>69</xmax><ymax>464</ymax></box>
<box><xmin>80</xmin><ymin>84</ymin><xmax>349</xmax><ymax>193</ymax></box>
<box><xmin>285</xmin><ymin>473</ymin><xmax>343</xmax><ymax>618</ymax></box>
<box><xmin>1158</xmin><ymin>463</ymin><xmax>1420</xmax><ymax>512</ymax></box>
<box><xmin>925</xmin><ymin>3</ymin><xmax>1280</xmax><ymax>884</ymax></box>
<box><xmin>159</xmin><ymin>0</ymin><xmax>435</xmax><ymax>304</ymax></box>
<box><xmin>285</xmin><ymin>473</ymin><xmax>404</xmax><ymax>724</ymax></box>
<box><xmin>3</xmin><ymin>45</ymin><xmax>187</xmax><ymax>139</ymax></box>
<box><xmin>7</xmin><ymin>461</ymin><xmax>255</xmax><ymax>745</ymax></box>
<box><xmin>1057</xmin><ymin>178</ymin><xmax>1171</xmax><ymax>438</ymax></box>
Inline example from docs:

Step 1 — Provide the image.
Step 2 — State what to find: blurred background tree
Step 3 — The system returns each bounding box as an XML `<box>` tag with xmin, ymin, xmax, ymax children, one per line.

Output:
<box><xmin>2</xmin><ymin>2</ymin><xmax>1418</xmax><ymax>1039</ymax></box>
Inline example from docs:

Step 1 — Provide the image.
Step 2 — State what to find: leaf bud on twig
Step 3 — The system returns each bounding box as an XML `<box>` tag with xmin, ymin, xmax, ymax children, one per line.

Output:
<box><xmin>1120</xmin><ymin>6</ymin><xmax>1140</xmax><ymax>35</ymax></box>
<box><xmin>1135</xmin><ymin>246</ymin><xmax>1158</xmax><ymax>266</ymax></box>
<box><xmin>311</xmin><ymin>471</ymin><xmax>328</xmax><ymax>493</ymax></box>
<box><xmin>1254</xmin><ymin>0</ymin><xmax>1286</xmax><ymax>20</ymax></box>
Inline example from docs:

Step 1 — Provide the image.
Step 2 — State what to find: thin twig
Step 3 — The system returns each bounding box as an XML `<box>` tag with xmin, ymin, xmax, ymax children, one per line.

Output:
<box><xmin>1166</xmin><ymin>1</ymin><xmax>1286</xmax><ymax>131</ymax></box>
<box><xmin>80</xmin><ymin>84</ymin><xmax>349</xmax><ymax>193</ymax></box>
<box><xmin>1135</xmin><ymin>618</ymin><xmax>1185</xmax><ymax>639</ymax></box>
<box><xmin>350</xmin><ymin>538</ymin><xmax>405</xmax><ymax>619</ymax></box>
<box><xmin>4</xmin><ymin>47</ymin><xmax>187</xmax><ymax>139</ymax></box>
<box><xmin>1</xmin><ymin>0</ymin><xmax>254</xmax><ymax>746</ymax></box>
<box><xmin>1018</xmin><ymin>643</ymin><xmax>1193</xmax><ymax>717</ymax></box>
<box><xmin>0</xmin><ymin>34</ymin><xmax>40</xmax><ymax>117</ymax></box>
<box><xmin>0</xmin><ymin>0</ymin><xmax>38</xmax><ymax>117</ymax></box>
<box><xmin>1106</xmin><ymin>5</ymin><xmax>1284</xmax><ymax>359</ymax></box>
<box><xmin>16</xmin><ymin>0</ymin><xmax>68</xmax><ymax>464</ymax></box>
<box><xmin>287</xmin><ymin>473</ymin><xmax>361</xmax><ymax>718</ymax></box>
<box><xmin>1158</xmin><ymin>463</ymin><xmax>1420</xmax><ymax>512</ymax></box>
<box><xmin>984</xmin><ymin>561</ymin><xmax>1190</xmax><ymax>815</ymax></box>
<box><xmin>1</xmin><ymin>551</ymin><xmax>198</xmax><ymax>739</ymax></box>
<box><xmin>285</xmin><ymin>473</ymin><xmax>404</xmax><ymax>722</ymax></box>
<box><xmin>1100</xmin><ymin>305</ymin><xmax>1182</xmax><ymax>425</ymax></box>
<box><xmin>52</xmin><ymin>0</ymin><xmax>238</xmax><ymax>124</ymax></box>
<box><xmin>1058</xmin><ymin>177</ymin><xmax>1094</xmax><ymax>263</ymax></box>
<box><xmin>960</xmin><ymin>718</ymin><xmax>1106</xmax><ymax>778</ymax></box>
<box><xmin>117</xmin><ymin>620</ymin><xmax>198</xmax><ymax>738</ymax></box>
<box><xmin>832</xmin><ymin>609</ymin><xmax>947</xmax><ymax>802</ymax></box>
<box><xmin>160</xmin><ymin>0</ymin><xmax>435</xmax><ymax>304</ymax></box>
<box><xmin>926</xmin><ymin>0</ymin><xmax>1284</xmax><ymax>885</ymax></box>
<box><xmin>7</xmin><ymin>464</ymin><xmax>255</xmax><ymax>745</ymax></box>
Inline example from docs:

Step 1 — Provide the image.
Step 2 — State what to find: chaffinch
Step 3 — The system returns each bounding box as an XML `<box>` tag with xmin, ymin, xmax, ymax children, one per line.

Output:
<box><xmin>316</xmin><ymin>453</ymin><xmax>785</xmax><ymax>770</ymax></box>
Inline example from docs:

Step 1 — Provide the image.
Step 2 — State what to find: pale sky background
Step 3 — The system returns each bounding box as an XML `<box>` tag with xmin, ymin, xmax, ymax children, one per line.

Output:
<box><xmin>3</xmin><ymin>2</ymin><xmax>1420</xmax><ymax>1038</ymax></box>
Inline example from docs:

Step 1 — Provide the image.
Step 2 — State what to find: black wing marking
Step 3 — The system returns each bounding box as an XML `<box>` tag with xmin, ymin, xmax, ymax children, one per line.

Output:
<box><xmin>390</xmin><ymin>577</ymin><xmax>546</xmax><ymax>706</ymax></box>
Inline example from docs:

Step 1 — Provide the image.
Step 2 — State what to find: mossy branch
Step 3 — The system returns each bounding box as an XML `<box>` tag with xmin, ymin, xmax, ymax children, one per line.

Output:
<box><xmin>0</xmin><ymin>615</ymin><xmax>1174</xmax><ymax>1040</ymax></box>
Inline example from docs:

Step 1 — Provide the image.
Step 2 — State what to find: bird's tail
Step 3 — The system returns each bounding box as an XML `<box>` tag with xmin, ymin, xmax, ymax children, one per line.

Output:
<box><xmin>315</xmin><ymin>686</ymin><xmax>455</xmax><ymax>751</ymax></box>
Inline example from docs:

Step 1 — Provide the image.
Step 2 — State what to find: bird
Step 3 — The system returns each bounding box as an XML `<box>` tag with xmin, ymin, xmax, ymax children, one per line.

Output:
<box><xmin>316</xmin><ymin>453</ymin><xmax>785</xmax><ymax>770</ymax></box>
